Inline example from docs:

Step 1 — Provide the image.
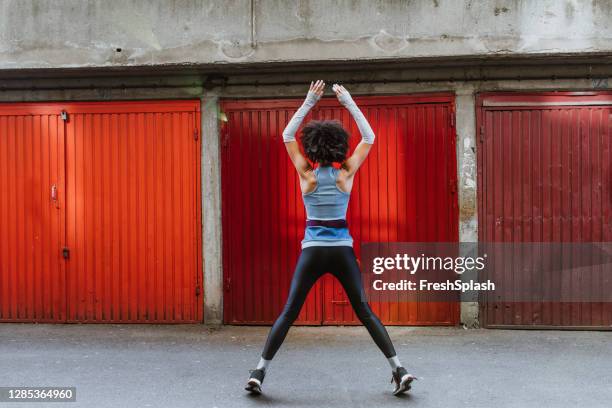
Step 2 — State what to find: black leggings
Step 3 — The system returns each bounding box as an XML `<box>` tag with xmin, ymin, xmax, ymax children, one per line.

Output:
<box><xmin>261</xmin><ymin>246</ymin><xmax>396</xmax><ymax>360</ymax></box>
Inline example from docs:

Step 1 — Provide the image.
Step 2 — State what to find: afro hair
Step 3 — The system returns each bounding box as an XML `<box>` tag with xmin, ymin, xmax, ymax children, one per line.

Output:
<box><xmin>300</xmin><ymin>120</ymin><xmax>349</xmax><ymax>165</ymax></box>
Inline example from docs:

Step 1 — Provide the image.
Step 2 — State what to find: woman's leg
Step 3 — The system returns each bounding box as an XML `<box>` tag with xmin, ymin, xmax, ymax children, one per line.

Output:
<box><xmin>329</xmin><ymin>246</ymin><xmax>397</xmax><ymax>358</ymax></box>
<box><xmin>260</xmin><ymin>247</ymin><xmax>324</xmax><ymax>360</ymax></box>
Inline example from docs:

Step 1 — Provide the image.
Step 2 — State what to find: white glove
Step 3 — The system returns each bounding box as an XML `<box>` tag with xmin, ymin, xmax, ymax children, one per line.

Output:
<box><xmin>282</xmin><ymin>96</ymin><xmax>316</xmax><ymax>143</ymax></box>
<box><xmin>333</xmin><ymin>84</ymin><xmax>375</xmax><ymax>144</ymax></box>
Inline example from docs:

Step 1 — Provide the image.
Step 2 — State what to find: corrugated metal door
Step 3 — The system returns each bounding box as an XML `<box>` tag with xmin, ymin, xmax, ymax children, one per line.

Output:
<box><xmin>221</xmin><ymin>95</ymin><xmax>459</xmax><ymax>325</ymax></box>
<box><xmin>0</xmin><ymin>105</ymin><xmax>66</xmax><ymax>321</ymax></box>
<box><xmin>220</xmin><ymin>101</ymin><xmax>321</xmax><ymax>324</ymax></box>
<box><xmin>0</xmin><ymin>101</ymin><xmax>201</xmax><ymax>323</ymax></box>
<box><xmin>64</xmin><ymin>101</ymin><xmax>202</xmax><ymax>322</ymax></box>
<box><xmin>477</xmin><ymin>92</ymin><xmax>612</xmax><ymax>328</ymax></box>
<box><xmin>316</xmin><ymin>96</ymin><xmax>459</xmax><ymax>325</ymax></box>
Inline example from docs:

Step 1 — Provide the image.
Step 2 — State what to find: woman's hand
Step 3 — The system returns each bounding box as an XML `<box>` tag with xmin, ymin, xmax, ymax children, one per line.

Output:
<box><xmin>332</xmin><ymin>83</ymin><xmax>355</xmax><ymax>107</ymax></box>
<box><xmin>305</xmin><ymin>80</ymin><xmax>325</xmax><ymax>107</ymax></box>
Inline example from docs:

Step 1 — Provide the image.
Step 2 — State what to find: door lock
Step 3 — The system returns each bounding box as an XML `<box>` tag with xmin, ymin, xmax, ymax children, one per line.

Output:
<box><xmin>62</xmin><ymin>247</ymin><xmax>70</xmax><ymax>260</ymax></box>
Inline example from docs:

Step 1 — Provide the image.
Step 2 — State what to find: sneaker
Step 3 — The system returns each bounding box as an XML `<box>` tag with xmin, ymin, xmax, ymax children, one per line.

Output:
<box><xmin>391</xmin><ymin>367</ymin><xmax>416</xmax><ymax>396</ymax></box>
<box><xmin>245</xmin><ymin>369</ymin><xmax>265</xmax><ymax>395</ymax></box>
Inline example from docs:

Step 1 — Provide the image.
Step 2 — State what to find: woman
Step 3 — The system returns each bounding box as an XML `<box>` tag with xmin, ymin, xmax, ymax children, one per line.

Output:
<box><xmin>245</xmin><ymin>80</ymin><xmax>416</xmax><ymax>396</ymax></box>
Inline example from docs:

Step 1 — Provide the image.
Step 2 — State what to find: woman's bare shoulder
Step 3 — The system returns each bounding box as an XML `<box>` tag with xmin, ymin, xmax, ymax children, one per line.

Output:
<box><xmin>300</xmin><ymin>168</ymin><xmax>317</xmax><ymax>194</ymax></box>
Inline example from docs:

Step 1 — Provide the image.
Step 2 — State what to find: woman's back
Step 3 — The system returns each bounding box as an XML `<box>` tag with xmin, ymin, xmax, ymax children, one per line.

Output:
<box><xmin>301</xmin><ymin>165</ymin><xmax>353</xmax><ymax>248</ymax></box>
<box><xmin>302</xmin><ymin>166</ymin><xmax>350</xmax><ymax>220</ymax></box>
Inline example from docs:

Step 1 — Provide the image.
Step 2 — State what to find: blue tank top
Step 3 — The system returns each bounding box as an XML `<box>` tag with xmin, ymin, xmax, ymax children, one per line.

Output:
<box><xmin>301</xmin><ymin>166</ymin><xmax>353</xmax><ymax>248</ymax></box>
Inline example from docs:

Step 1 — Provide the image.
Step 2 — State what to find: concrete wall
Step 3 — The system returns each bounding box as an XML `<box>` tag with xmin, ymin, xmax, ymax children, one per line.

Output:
<box><xmin>1</xmin><ymin>0</ymin><xmax>612</xmax><ymax>71</ymax></box>
<box><xmin>200</xmin><ymin>94</ymin><xmax>223</xmax><ymax>324</ymax></box>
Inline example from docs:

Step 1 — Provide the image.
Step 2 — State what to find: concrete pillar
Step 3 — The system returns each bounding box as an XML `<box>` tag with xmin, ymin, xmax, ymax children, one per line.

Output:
<box><xmin>201</xmin><ymin>94</ymin><xmax>223</xmax><ymax>324</ymax></box>
<box><xmin>455</xmin><ymin>85</ymin><xmax>480</xmax><ymax>328</ymax></box>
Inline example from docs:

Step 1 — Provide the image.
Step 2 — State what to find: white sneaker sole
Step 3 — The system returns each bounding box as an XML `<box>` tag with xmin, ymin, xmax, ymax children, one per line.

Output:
<box><xmin>245</xmin><ymin>378</ymin><xmax>262</xmax><ymax>395</ymax></box>
<box><xmin>393</xmin><ymin>374</ymin><xmax>415</xmax><ymax>396</ymax></box>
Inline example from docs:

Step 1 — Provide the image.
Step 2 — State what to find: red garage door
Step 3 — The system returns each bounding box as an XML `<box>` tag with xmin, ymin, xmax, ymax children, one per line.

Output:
<box><xmin>221</xmin><ymin>94</ymin><xmax>459</xmax><ymax>325</ymax></box>
<box><xmin>0</xmin><ymin>107</ymin><xmax>67</xmax><ymax>321</ymax></box>
<box><xmin>0</xmin><ymin>101</ymin><xmax>202</xmax><ymax>323</ymax></box>
<box><xmin>477</xmin><ymin>92</ymin><xmax>612</xmax><ymax>328</ymax></box>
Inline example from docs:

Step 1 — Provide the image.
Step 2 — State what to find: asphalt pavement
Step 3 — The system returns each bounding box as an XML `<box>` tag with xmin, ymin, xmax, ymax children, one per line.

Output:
<box><xmin>0</xmin><ymin>324</ymin><xmax>610</xmax><ymax>408</ymax></box>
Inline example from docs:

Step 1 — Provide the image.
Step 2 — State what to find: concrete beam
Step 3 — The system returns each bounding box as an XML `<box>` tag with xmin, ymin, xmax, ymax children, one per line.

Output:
<box><xmin>200</xmin><ymin>94</ymin><xmax>223</xmax><ymax>325</ymax></box>
<box><xmin>2</xmin><ymin>0</ymin><xmax>612</xmax><ymax>71</ymax></box>
<box><xmin>455</xmin><ymin>85</ymin><xmax>480</xmax><ymax>328</ymax></box>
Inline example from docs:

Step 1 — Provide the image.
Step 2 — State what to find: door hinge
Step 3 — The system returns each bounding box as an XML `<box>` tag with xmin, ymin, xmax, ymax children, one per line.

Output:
<box><xmin>62</xmin><ymin>247</ymin><xmax>70</xmax><ymax>260</ymax></box>
<box><xmin>60</xmin><ymin>111</ymin><xmax>69</xmax><ymax>121</ymax></box>
<box><xmin>450</xmin><ymin>111</ymin><xmax>455</xmax><ymax>127</ymax></box>
<box><xmin>479</xmin><ymin>125</ymin><xmax>485</xmax><ymax>143</ymax></box>
<box><xmin>193</xmin><ymin>128</ymin><xmax>199</xmax><ymax>141</ymax></box>
<box><xmin>224</xmin><ymin>278</ymin><xmax>232</xmax><ymax>292</ymax></box>
<box><xmin>195</xmin><ymin>285</ymin><xmax>201</xmax><ymax>296</ymax></box>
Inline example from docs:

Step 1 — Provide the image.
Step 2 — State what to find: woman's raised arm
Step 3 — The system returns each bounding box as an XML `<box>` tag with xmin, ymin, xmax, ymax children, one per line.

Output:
<box><xmin>333</xmin><ymin>84</ymin><xmax>375</xmax><ymax>177</ymax></box>
<box><xmin>283</xmin><ymin>80</ymin><xmax>325</xmax><ymax>178</ymax></box>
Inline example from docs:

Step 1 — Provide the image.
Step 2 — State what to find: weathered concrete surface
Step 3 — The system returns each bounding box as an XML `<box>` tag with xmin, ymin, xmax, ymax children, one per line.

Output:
<box><xmin>455</xmin><ymin>86</ymin><xmax>480</xmax><ymax>328</ymax></box>
<box><xmin>200</xmin><ymin>94</ymin><xmax>223</xmax><ymax>324</ymax></box>
<box><xmin>0</xmin><ymin>324</ymin><xmax>610</xmax><ymax>408</ymax></box>
<box><xmin>1</xmin><ymin>0</ymin><xmax>612</xmax><ymax>71</ymax></box>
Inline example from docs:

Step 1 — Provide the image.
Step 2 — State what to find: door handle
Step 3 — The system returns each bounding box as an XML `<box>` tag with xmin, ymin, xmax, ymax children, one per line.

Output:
<box><xmin>51</xmin><ymin>184</ymin><xmax>59</xmax><ymax>208</ymax></box>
